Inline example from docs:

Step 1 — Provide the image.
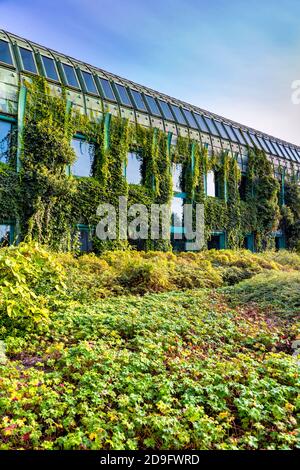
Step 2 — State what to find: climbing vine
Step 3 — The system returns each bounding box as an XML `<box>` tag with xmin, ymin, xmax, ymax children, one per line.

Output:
<box><xmin>0</xmin><ymin>76</ymin><xmax>299</xmax><ymax>253</ymax></box>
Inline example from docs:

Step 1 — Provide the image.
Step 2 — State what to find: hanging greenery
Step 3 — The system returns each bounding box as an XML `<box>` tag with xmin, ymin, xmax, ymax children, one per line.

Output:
<box><xmin>245</xmin><ymin>148</ymin><xmax>281</xmax><ymax>250</ymax></box>
<box><xmin>0</xmin><ymin>76</ymin><xmax>299</xmax><ymax>253</ymax></box>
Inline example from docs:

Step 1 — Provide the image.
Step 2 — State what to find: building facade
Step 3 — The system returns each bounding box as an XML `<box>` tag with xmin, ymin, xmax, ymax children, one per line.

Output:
<box><xmin>0</xmin><ymin>30</ymin><xmax>300</xmax><ymax>251</ymax></box>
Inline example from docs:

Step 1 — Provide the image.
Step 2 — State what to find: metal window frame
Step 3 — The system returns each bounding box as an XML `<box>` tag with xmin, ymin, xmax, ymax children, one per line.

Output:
<box><xmin>214</xmin><ymin>120</ymin><xmax>229</xmax><ymax>140</ymax></box>
<box><xmin>113</xmin><ymin>82</ymin><xmax>133</xmax><ymax>108</ymax></box>
<box><xmin>0</xmin><ymin>38</ymin><xmax>15</xmax><ymax>68</ymax></box>
<box><xmin>129</xmin><ymin>88</ymin><xmax>148</xmax><ymax>112</ymax></box>
<box><xmin>80</xmin><ymin>69</ymin><xmax>99</xmax><ymax>96</ymax></box>
<box><xmin>144</xmin><ymin>94</ymin><xmax>161</xmax><ymax>116</ymax></box>
<box><xmin>18</xmin><ymin>45</ymin><xmax>38</xmax><ymax>74</ymax></box>
<box><xmin>169</xmin><ymin>103</ymin><xmax>188</xmax><ymax>126</ymax></box>
<box><xmin>157</xmin><ymin>99</ymin><xmax>175</xmax><ymax>121</ymax></box>
<box><xmin>60</xmin><ymin>62</ymin><xmax>80</xmax><ymax>89</ymax></box>
<box><xmin>39</xmin><ymin>53</ymin><xmax>60</xmax><ymax>82</ymax></box>
<box><xmin>96</xmin><ymin>76</ymin><xmax>117</xmax><ymax>102</ymax></box>
<box><xmin>182</xmin><ymin>108</ymin><xmax>198</xmax><ymax>129</ymax></box>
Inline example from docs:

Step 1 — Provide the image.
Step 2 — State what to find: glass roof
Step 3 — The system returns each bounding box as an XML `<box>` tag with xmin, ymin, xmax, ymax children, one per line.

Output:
<box><xmin>170</xmin><ymin>104</ymin><xmax>186</xmax><ymax>125</ymax></box>
<box><xmin>203</xmin><ymin>116</ymin><xmax>219</xmax><ymax>136</ymax></box>
<box><xmin>232</xmin><ymin>127</ymin><xmax>246</xmax><ymax>145</ymax></box>
<box><xmin>131</xmin><ymin>89</ymin><xmax>147</xmax><ymax>112</ymax></box>
<box><xmin>241</xmin><ymin>130</ymin><xmax>254</xmax><ymax>147</ymax></box>
<box><xmin>249</xmin><ymin>133</ymin><xmax>262</xmax><ymax>150</ymax></box>
<box><xmin>99</xmin><ymin>78</ymin><xmax>116</xmax><ymax>101</ymax></box>
<box><xmin>144</xmin><ymin>95</ymin><xmax>161</xmax><ymax>116</ymax></box>
<box><xmin>289</xmin><ymin>147</ymin><xmax>300</xmax><ymax>162</ymax></box>
<box><xmin>193</xmin><ymin>113</ymin><xmax>209</xmax><ymax>133</ymax></box>
<box><xmin>115</xmin><ymin>83</ymin><xmax>132</xmax><ymax>106</ymax></box>
<box><xmin>19</xmin><ymin>47</ymin><xmax>37</xmax><ymax>73</ymax></box>
<box><xmin>262</xmin><ymin>138</ymin><xmax>275</xmax><ymax>155</ymax></box>
<box><xmin>158</xmin><ymin>100</ymin><xmax>174</xmax><ymax>121</ymax></box>
<box><xmin>284</xmin><ymin>146</ymin><xmax>296</xmax><ymax>162</ymax></box>
<box><xmin>295</xmin><ymin>149</ymin><xmax>300</xmax><ymax>162</ymax></box>
<box><xmin>41</xmin><ymin>55</ymin><xmax>58</xmax><ymax>81</ymax></box>
<box><xmin>182</xmin><ymin>109</ymin><xmax>198</xmax><ymax>129</ymax></box>
<box><xmin>223</xmin><ymin>123</ymin><xmax>239</xmax><ymax>143</ymax></box>
<box><xmin>62</xmin><ymin>63</ymin><xmax>79</xmax><ymax>88</ymax></box>
<box><xmin>0</xmin><ymin>39</ymin><xmax>13</xmax><ymax>65</ymax></box>
<box><xmin>256</xmin><ymin>135</ymin><xmax>269</xmax><ymax>153</ymax></box>
<box><xmin>277</xmin><ymin>143</ymin><xmax>290</xmax><ymax>159</ymax></box>
<box><xmin>82</xmin><ymin>71</ymin><xmax>98</xmax><ymax>95</ymax></box>
<box><xmin>214</xmin><ymin>120</ymin><xmax>228</xmax><ymax>140</ymax></box>
<box><xmin>271</xmin><ymin>141</ymin><xmax>284</xmax><ymax>158</ymax></box>
<box><xmin>1</xmin><ymin>30</ymin><xmax>299</xmax><ymax>166</ymax></box>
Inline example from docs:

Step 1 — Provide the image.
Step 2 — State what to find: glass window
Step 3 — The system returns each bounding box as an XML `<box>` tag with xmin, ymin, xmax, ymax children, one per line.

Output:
<box><xmin>206</xmin><ymin>171</ymin><xmax>216</xmax><ymax>197</ymax></box>
<box><xmin>172</xmin><ymin>162</ymin><xmax>183</xmax><ymax>192</ymax></box>
<box><xmin>41</xmin><ymin>55</ymin><xmax>58</xmax><ymax>81</ymax></box>
<box><xmin>263</xmin><ymin>138</ymin><xmax>277</xmax><ymax>155</ymax></box>
<box><xmin>131</xmin><ymin>89</ymin><xmax>147</xmax><ymax>111</ymax></box>
<box><xmin>256</xmin><ymin>135</ymin><xmax>269</xmax><ymax>153</ymax></box>
<box><xmin>144</xmin><ymin>95</ymin><xmax>161</xmax><ymax>116</ymax></box>
<box><xmin>271</xmin><ymin>141</ymin><xmax>284</xmax><ymax>158</ymax></box>
<box><xmin>241</xmin><ymin>130</ymin><xmax>254</xmax><ymax>147</ymax></box>
<box><xmin>99</xmin><ymin>78</ymin><xmax>116</xmax><ymax>101</ymax></box>
<box><xmin>214</xmin><ymin>120</ymin><xmax>228</xmax><ymax>140</ymax></box>
<box><xmin>0</xmin><ymin>40</ymin><xmax>13</xmax><ymax>65</ymax></box>
<box><xmin>182</xmin><ymin>109</ymin><xmax>198</xmax><ymax>129</ymax></box>
<box><xmin>82</xmin><ymin>71</ymin><xmax>98</xmax><ymax>94</ymax></box>
<box><xmin>0</xmin><ymin>120</ymin><xmax>12</xmax><ymax>162</ymax></box>
<box><xmin>232</xmin><ymin>126</ymin><xmax>246</xmax><ymax>145</ymax></box>
<box><xmin>284</xmin><ymin>146</ymin><xmax>295</xmax><ymax>161</ymax></box>
<box><xmin>170</xmin><ymin>105</ymin><xmax>186</xmax><ymax>125</ymax></box>
<box><xmin>289</xmin><ymin>147</ymin><xmax>300</xmax><ymax>162</ymax></box>
<box><xmin>249</xmin><ymin>133</ymin><xmax>262</xmax><ymax>150</ymax></box>
<box><xmin>0</xmin><ymin>224</ymin><xmax>12</xmax><ymax>246</ymax></box>
<box><xmin>115</xmin><ymin>83</ymin><xmax>132</xmax><ymax>106</ymax></box>
<box><xmin>193</xmin><ymin>113</ymin><xmax>209</xmax><ymax>132</ymax></box>
<box><xmin>203</xmin><ymin>116</ymin><xmax>219</xmax><ymax>136</ymax></box>
<box><xmin>223</xmin><ymin>124</ymin><xmax>239</xmax><ymax>143</ymax></box>
<box><xmin>71</xmin><ymin>138</ymin><xmax>92</xmax><ymax>177</ymax></box>
<box><xmin>62</xmin><ymin>63</ymin><xmax>79</xmax><ymax>88</ymax></box>
<box><xmin>277</xmin><ymin>143</ymin><xmax>289</xmax><ymax>159</ymax></box>
<box><xmin>126</xmin><ymin>152</ymin><xmax>141</xmax><ymax>184</ymax></box>
<box><xmin>157</xmin><ymin>100</ymin><xmax>174</xmax><ymax>121</ymax></box>
<box><xmin>232</xmin><ymin>127</ymin><xmax>246</xmax><ymax>145</ymax></box>
<box><xmin>19</xmin><ymin>47</ymin><xmax>37</xmax><ymax>73</ymax></box>
<box><xmin>171</xmin><ymin>197</ymin><xmax>183</xmax><ymax>227</ymax></box>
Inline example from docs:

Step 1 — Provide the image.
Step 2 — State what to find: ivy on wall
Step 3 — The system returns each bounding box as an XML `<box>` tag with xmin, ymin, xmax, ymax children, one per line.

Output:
<box><xmin>0</xmin><ymin>77</ymin><xmax>299</xmax><ymax>252</ymax></box>
<box><xmin>245</xmin><ymin>148</ymin><xmax>281</xmax><ymax>250</ymax></box>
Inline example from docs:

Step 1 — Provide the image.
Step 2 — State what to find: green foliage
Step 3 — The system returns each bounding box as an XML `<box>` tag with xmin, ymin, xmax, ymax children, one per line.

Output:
<box><xmin>19</xmin><ymin>78</ymin><xmax>77</xmax><ymax>250</ymax></box>
<box><xmin>260</xmin><ymin>249</ymin><xmax>300</xmax><ymax>270</ymax></box>
<box><xmin>0</xmin><ymin>77</ymin><xmax>298</xmax><ymax>253</ymax></box>
<box><xmin>282</xmin><ymin>180</ymin><xmax>300</xmax><ymax>251</ymax></box>
<box><xmin>225</xmin><ymin>270</ymin><xmax>300</xmax><ymax>316</ymax></box>
<box><xmin>246</xmin><ymin>148</ymin><xmax>281</xmax><ymax>250</ymax></box>
<box><xmin>0</xmin><ymin>243</ymin><xmax>65</xmax><ymax>334</ymax></box>
<box><xmin>0</xmin><ymin>288</ymin><xmax>299</xmax><ymax>450</ymax></box>
<box><xmin>0</xmin><ymin>163</ymin><xmax>19</xmax><ymax>222</ymax></box>
<box><xmin>0</xmin><ymin>244</ymin><xmax>299</xmax><ymax>449</ymax></box>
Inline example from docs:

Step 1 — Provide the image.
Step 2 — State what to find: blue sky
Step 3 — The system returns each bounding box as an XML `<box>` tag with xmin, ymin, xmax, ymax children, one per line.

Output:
<box><xmin>1</xmin><ymin>0</ymin><xmax>300</xmax><ymax>144</ymax></box>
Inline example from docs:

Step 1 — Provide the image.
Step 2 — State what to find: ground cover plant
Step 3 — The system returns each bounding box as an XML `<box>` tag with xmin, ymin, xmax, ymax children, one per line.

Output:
<box><xmin>0</xmin><ymin>244</ymin><xmax>299</xmax><ymax>450</ymax></box>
